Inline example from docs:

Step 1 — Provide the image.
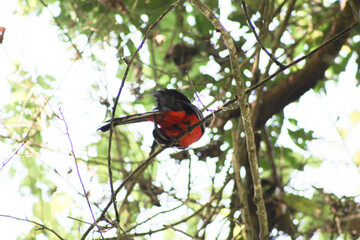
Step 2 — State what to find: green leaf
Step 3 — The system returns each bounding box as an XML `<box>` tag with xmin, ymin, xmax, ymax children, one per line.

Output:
<box><xmin>306</xmin><ymin>155</ymin><xmax>323</xmax><ymax>168</ymax></box>
<box><xmin>328</xmin><ymin>49</ymin><xmax>353</xmax><ymax>77</ymax></box>
<box><xmin>194</xmin><ymin>13</ymin><xmax>213</xmax><ymax>35</ymax></box>
<box><xmin>288</xmin><ymin>118</ymin><xmax>298</xmax><ymax>126</ymax></box>
<box><xmin>288</xmin><ymin>128</ymin><xmax>315</xmax><ymax>150</ymax></box>
<box><xmin>283</xmin><ymin>193</ymin><xmax>321</xmax><ymax>215</ymax></box>
<box><xmin>37</xmin><ymin>75</ymin><xmax>55</xmax><ymax>90</ymax></box>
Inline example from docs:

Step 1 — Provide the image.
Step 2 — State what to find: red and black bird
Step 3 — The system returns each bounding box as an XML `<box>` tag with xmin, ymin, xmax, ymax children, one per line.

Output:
<box><xmin>99</xmin><ymin>89</ymin><xmax>205</xmax><ymax>149</ymax></box>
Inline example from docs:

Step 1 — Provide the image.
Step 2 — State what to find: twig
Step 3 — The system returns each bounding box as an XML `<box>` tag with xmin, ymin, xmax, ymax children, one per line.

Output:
<box><xmin>240</xmin><ymin>0</ymin><xmax>284</xmax><ymax>68</ymax></box>
<box><xmin>58</xmin><ymin>109</ymin><xmax>97</xmax><ymax>225</ymax></box>
<box><xmin>0</xmin><ymin>141</ymin><xmax>26</xmax><ymax>172</ymax></box>
<box><xmin>186</xmin><ymin>72</ymin><xmax>207</xmax><ymax>111</ymax></box>
<box><xmin>125</xmin><ymin>204</ymin><xmax>183</xmax><ymax>232</ymax></box>
<box><xmin>187</xmin><ymin>156</ymin><xmax>192</xmax><ymax>199</ymax></box>
<box><xmin>67</xmin><ymin>216</ymin><xmax>92</xmax><ymax>225</ymax></box>
<box><xmin>0</xmin><ymin>214</ymin><xmax>64</xmax><ymax>240</ymax></box>
<box><xmin>163</xmin><ymin>225</ymin><xmax>202</xmax><ymax>240</ymax></box>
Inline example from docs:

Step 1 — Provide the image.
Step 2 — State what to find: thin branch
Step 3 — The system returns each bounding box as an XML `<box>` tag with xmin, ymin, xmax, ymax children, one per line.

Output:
<box><xmin>0</xmin><ymin>141</ymin><xmax>26</xmax><ymax>172</ymax></box>
<box><xmin>187</xmin><ymin>155</ymin><xmax>192</xmax><ymax>199</ymax></box>
<box><xmin>163</xmin><ymin>225</ymin><xmax>203</xmax><ymax>240</ymax></box>
<box><xmin>0</xmin><ymin>214</ymin><xmax>64</xmax><ymax>240</ymax></box>
<box><xmin>270</xmin><ymin>0</ymin><xmax>296</xmax><ymax>52</ymax></box>
<box><xmin>125</xmin><ymin>204</ymin><xmax>183</xmax><ymax>232</ymax></box>
<box><xmin>187</xmin><ymin>72</ymin><xmax>207</xmax><ymax>111</ymax></box>
<box><xmin>240</xmin><ymin>0</ymin><xmax>284</xmax><ymax>68</ymax></box>
<box><xmin>58</xmin><ymin>109</ymin><xmax>97</xmax><ymax>225</ymax></box>
<box><xmin>67</xmin><ymin>216</ymin><xmax>92</xmax><ymax>226</ymax></box>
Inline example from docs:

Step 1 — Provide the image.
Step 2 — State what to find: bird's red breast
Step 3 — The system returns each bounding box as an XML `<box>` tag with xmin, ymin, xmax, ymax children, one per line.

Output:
<box><xmin>146</xmin><ymin>110</ymin><xmax>203</xmax><ymax>148</ymax></box>
<box><xmin>99</xmin><ymin>89</ymin><xmax>205</xmax><ymax>149</ymax></box>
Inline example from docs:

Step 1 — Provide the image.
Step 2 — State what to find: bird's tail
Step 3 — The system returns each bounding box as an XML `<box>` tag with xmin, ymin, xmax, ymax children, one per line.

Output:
<box><xmin>98</xmin><ymin>112</ymin><xmax>158</xmax><ymax>132</ymax></box>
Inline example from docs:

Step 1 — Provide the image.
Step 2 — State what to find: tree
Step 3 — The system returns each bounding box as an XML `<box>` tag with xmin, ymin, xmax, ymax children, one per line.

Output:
<box><xmin>2</xmin><ymin>0</ymin><xmax>360</xmax><ymax>239</ymax></box>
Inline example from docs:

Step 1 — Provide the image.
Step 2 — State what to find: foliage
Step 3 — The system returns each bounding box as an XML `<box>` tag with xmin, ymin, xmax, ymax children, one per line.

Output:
<box><xmin>2</xmin><ymin>0</ymin><xmax>360</xmax><ymax>239</ymax></box>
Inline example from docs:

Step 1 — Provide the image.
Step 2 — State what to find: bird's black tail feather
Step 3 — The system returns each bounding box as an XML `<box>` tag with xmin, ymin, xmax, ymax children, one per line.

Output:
<box><xmin>98</xmin><ymin>112</ymin><xmax>158</xmax><ymax>132</ymax></box>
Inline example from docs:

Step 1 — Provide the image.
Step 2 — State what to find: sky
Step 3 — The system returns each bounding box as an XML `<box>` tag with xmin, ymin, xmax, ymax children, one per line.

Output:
<box><xmin>1</xmin><ymin>0</ymin><xmax>360</xmax><ymax>239</ymax></box>
<box><xmin>0</xmin><ymin>1</ymin><xmax>107</xmax><ymax>238</ymax></box>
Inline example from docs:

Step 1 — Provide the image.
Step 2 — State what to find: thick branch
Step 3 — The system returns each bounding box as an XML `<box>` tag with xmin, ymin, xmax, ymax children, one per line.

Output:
<box><xmin>255</xmin><ymin>0</ymin><xmax>360</xmax><ymax>129</ymax></box>
<box><xmin>212</xmin><ymin>1</ymin><xmax>360</xmax><ymax>132</ymax></box>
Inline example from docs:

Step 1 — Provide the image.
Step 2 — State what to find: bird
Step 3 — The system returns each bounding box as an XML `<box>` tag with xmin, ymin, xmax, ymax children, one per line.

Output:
<box><xmin>99</xmin><ymin>89</ymin><xmax>205</xmax><ymax>149</ymax></box>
